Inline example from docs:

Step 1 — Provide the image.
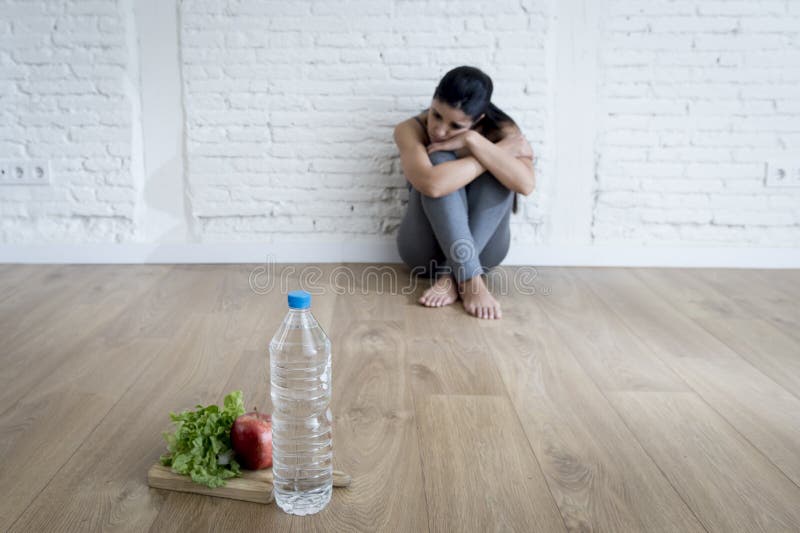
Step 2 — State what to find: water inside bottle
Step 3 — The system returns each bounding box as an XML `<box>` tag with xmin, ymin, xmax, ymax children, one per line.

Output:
<box><xmin>269</xmin><ymin>303</ymin><xmax>333</xmax><ymax>516</ymax></box>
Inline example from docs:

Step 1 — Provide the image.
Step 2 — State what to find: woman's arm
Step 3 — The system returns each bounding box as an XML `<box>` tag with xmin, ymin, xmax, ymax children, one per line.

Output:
<box><xmin>393</xmin><ymin>119</ymin><xmax>487</xmax><ymax>198</ymax></box>
<box><xmin>464</xmin><ymin>129</ymin><xmax>536</xmax><ymax>196</ymax></box>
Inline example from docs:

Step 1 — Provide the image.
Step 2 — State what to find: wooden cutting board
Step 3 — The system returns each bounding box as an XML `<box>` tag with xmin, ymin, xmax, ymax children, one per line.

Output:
<box><xmin>147</xmin><ymin>463</ymin><xmax>351</xmax><ymax>505</ymax></box>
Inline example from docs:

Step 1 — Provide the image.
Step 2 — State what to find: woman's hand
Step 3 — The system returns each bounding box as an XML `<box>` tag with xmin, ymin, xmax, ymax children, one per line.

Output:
<box><xmin>463</xmin><ymin>129</ymin><xmax>537</xmax><ymax>196</ymax></box>
<box><xmin>497</xmin><ymin>132</ymin><xmax>534</xmax><ymax>160</ymax></box>
<box><xmin>426</xmin><ymin>130</ymin><xmax>474</xmax><ymax>154</ymax></box>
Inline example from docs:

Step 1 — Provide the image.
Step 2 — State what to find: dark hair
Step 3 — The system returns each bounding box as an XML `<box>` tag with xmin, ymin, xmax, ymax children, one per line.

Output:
<box><xmin>433</xmin><ymin>66</ymin><xmax>520</xmax><ymax>213</ymax></box>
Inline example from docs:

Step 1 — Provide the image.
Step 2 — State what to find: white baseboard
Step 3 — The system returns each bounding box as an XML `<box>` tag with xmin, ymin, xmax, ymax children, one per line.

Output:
<box><xmin>1</xmin><ymin>241</ymin><xmax>799</xmax><ymax>268</ymax></box>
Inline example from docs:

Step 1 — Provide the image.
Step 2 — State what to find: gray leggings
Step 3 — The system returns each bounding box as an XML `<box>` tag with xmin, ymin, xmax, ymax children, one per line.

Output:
<box><xmin>396</xmin><ymin>150</ymin><xmax>514</xmax><ymax>283</ymax></box>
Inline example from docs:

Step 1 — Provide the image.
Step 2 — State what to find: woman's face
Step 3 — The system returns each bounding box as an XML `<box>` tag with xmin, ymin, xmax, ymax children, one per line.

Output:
<box><xmin>427</xmin><ymin>99</ymin><xmax>480</xmax><ymax>143</ymax></box>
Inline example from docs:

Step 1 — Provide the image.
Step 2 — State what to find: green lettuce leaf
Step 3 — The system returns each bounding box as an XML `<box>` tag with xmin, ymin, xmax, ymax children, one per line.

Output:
<box><xmin>160</xmin><ymin>390</ymin><xmax>246</xmax><ymax>488</ymax></box>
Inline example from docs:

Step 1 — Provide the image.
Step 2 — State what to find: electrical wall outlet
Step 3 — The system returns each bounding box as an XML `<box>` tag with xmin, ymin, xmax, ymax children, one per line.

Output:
<box><xmin>0</xmin><ymin>160</ymin><xmax>51</xmax><ymax>185</ymax></box>
<box><xmin>765</xmin><ymin>159</ymin><xmax>800</xmax><ymax>188</ymax></box>
<box><xmin>0</xmin><ymin>161</ymin><xmax>10</xmax><ymax>183</ymax></box>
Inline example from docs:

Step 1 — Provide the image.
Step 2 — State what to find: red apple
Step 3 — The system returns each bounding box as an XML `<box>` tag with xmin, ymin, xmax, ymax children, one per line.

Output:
<box><xmin>230</xmin><ymin>409</ymin><xmax>273</xmax><ymax>470</ymax></box>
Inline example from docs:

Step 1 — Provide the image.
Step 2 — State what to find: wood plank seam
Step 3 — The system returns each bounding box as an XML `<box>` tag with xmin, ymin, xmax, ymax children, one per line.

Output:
<box><xmin>584</xmin><ymin>270</ymin><xmax>800</xmax><ymax>494</ymax></box>
<box><xmin>4</xmin><ymin>266</ymin><xmax>176</xmax><ymax>532</ymax></box>
<box><xmin>525</xmin><ymin>293</ymin><xmax>708</xmax><ymax>532</ymax></box>
<box><xmin>631</xmin><ymin>269</ymin><xmax>800</xmax><ymax>404</ymax></box>
<box><xmin>497</xmin><ymin>383</ymin><xmax>571</xmax><ymax>533</ymax></box>
<box><xmin>408</xmin><ymin>368</ymin><xmax>435</xmax><ymax>533</ymax></box>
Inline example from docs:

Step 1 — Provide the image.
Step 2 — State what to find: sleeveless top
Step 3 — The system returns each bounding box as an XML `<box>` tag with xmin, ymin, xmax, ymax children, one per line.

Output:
<box><xmin>413</xmin><ymin>114</ymin><xmax>430</xmax><ymax>144</ymax></box>
<box><xmin>412</xmin><ymin>109</ymin><xmax>519</xmax><ymax>214</ymax></box>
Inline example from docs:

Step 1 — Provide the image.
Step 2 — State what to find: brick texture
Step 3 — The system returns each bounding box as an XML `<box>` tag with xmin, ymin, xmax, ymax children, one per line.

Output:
<box><xmin>0</xmin><ymin>0</ymin><xmax>135</xmax><ymax>243</ymax></box>
<box><xmin>180</xmin><ymin>0</ymin><xmax>549</xmax><ymax>243</ymax></box>
<box><xmin>593</xmin><ymin>0</ymin><xmax>800</xmax><ymax>245</ymax></box>
<box><xmin>1</xmin><ymin>0</ymin><xmax>798</xmax><ymax>249</ymax></box>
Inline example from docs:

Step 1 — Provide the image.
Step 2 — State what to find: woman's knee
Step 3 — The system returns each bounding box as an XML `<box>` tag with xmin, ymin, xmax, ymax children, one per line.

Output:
<box><xmin>428</xmin><ymin>150</ymin><xmax>457</xmax><ymax>166</ymax></box>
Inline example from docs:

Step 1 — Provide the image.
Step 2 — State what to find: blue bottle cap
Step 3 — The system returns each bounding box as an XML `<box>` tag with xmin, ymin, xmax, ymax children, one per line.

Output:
<box><xmin>287</xmin><ymin>290</ymin><xmax>311</xmax><ymax>309</ymax></box>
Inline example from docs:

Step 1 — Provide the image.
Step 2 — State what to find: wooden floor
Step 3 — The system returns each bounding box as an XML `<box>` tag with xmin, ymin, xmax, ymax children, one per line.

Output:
<box><xmin>1</xmin><ymin>264</ymin><xmax>799</xmax><ymax>532</ymax></box>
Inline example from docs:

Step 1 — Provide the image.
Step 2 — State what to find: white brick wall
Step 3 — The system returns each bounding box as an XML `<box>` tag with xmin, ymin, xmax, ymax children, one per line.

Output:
<box><xmin>594</xmin><ymin>0</ymin><xmax>800</xmax><ymax>245</ymax></box>
<box><xmin>1</xmin><ymin>0</ymin><xmax>798</xmax><ymax>254</ymax></box>
<box><xmin>180</xmin><ymin>0</ymin><xmax>549</xmax><ymax>243</ymax></box>
<box><xmin>0</xmin><ymin>0</ymin><xmax>136</xmax><ymax>243</ymax></box>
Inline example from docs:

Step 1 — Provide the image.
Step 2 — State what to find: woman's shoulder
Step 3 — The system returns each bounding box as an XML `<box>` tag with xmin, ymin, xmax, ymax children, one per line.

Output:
<box><xmin>407</xmin><ymin>109</ymin><xmax>430</xmax><ymax>141</ymax></box>
<box><xmin>394</xmin><ymin>108</ymin><xmax>427</xmax><ymax>130</ymax></box>
<box><xmin>394</xmin><ymin>109</ymin><xmax>429</xmax><ymax>146</ymax></box>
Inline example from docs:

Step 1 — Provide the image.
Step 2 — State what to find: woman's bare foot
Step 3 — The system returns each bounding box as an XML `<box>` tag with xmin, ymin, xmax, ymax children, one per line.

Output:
<box><xmin>419</xmin><ymin>275</ymin><xmax>458</xmax><ymax>307</ymax></box>
<box><xmin>459</xmin><ymin>275</ymin><xmax>502</xmax><ymax>319</ymax></box>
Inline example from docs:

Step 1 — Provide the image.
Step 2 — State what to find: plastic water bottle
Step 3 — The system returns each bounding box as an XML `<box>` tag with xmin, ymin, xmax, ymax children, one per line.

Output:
<box><xmin>269</xmin><ymin>290</ymin><xmax>333</xmax><ymax>515</ymax></box>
